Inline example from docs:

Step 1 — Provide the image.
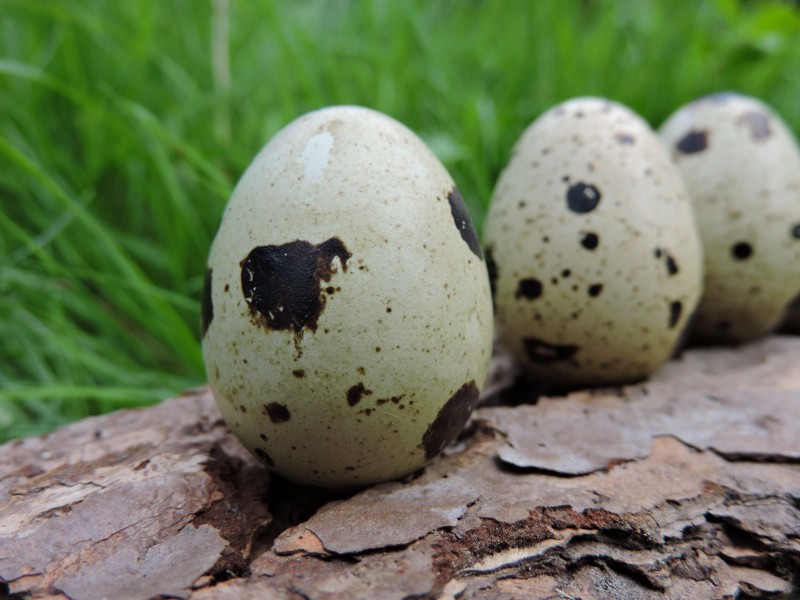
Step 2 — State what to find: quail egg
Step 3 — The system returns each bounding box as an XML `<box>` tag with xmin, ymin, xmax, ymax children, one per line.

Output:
<box><xmin>485</xmin><ymin>97</ymin><xmax>703</xmax><ymax>386</ymax></box>
<box><xmin>659</xmin><ymin>92</ymin><xmax>800</xmax><ymax>343</ymax></box>
<box><xmin>201</xmin><ymin>106</ymin><xmax>493</xmax><ymax>490</ymax></box>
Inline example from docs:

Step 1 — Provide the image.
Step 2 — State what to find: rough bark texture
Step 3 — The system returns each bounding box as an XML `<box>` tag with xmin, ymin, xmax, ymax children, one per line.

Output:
<box><xmin>2</xmin><ymin>336</ymin><xmax>799</xmax><ymax>599</ymax></box>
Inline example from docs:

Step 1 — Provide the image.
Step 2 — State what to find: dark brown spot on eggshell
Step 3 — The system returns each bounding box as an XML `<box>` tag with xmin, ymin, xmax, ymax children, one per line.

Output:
<box><xmin>422</xmin><ymin>381</ymin><xmax>479</xmax><ymax>459</ymax></box>
<box><xmin>669</xmin><ymin>301</ymin><xmax>683</xmax><ymax>329</ymax></box>
<box><xmin>347</xmin><ymin>382</ymin><xmax>372</xmax><ymax>407</ymax></box>
<box><xmin>523</xmin><ymin>337</ymin><xmax>579</xmax><ymax>363</ymax></box>
<box><xmin>447</xmin><ymin>187</ymin><xmax>483</xmax><ymax>260</ymax></box>
<box><xmin>665</xmin><ymin>254</ymin><xmax>679</xmax><ymax>275</ymax></box>
<box><xmin>676</xmin><ymin>130</ymin><xmax>708</xmax><ymax>154</ymax></box>
<box><xmin>516</xmin><ymin>278</ymin><xmax>543</xmax><ymax>300</ymax></box>
<box><xmin>580</xmin><ymin>232</ymin><xmax>599</xmax><ymax>250</ymax></box>
<box><xmin>376</xmin><ymin>395</ymin><xmax>405</xmax><ymax>405</ymax></box>
<box><xmin>588</xmin><ymin>284</ymin><xmax>603</xmax><ymax>298</ymax></box>
<box><xmin>566</xmin><ymin>182</ymin><xmax>601</xmax><ymax>214</ymax></box>
<box><xmin>731</xmin><ymin>242</ymin><xmax>753</xmax><ymax>260</ymax></box>
<box><xmin>264</xmin><ymin>402</ymin><xmax>291</xmax><ymax>423</ymax></box>
<box><xmin>201</xmin><ymin>268</ymin><xmax>213</xmax><ymax>337</ymax></box>
<box><xmin>240</xmin><ymin>238</ymin><xmax>351</xmax><ymax>340</ymax></box>
<box><xmin>737</xmin><ymin>111</ymin><xmax>771</xmax><ymax>140</ymax></box>
<box><xmin>485</xmin><ymin>246</ymin><xmax>498</xmax><ymax>303</ymax></box>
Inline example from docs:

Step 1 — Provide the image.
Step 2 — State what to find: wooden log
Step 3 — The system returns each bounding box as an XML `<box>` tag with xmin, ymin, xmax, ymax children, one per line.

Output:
<box><xmin>2</xmin><ymin>337</ymin><xmax>799</xmax><ymax>599</ymax></box>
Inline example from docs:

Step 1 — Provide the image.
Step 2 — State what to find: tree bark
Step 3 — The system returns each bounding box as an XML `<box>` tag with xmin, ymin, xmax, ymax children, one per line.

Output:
<box><xmin>1</xmin><ymin>337</ymin><xmax>799</xmax><ymax>599</ymax></box>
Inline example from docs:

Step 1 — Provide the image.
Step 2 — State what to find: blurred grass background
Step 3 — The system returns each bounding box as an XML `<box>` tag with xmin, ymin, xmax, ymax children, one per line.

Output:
<box><xmin>1</xmin><ymin>0</ymin><xmax>799</xmax><ymax>441</ymax></box>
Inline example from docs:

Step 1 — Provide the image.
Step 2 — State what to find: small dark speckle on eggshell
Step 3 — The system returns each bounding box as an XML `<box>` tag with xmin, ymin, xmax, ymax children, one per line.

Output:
<box><xmin>580</xmin><ymin>232</ymin><xmax>599</xmax><ymax>250</ymax></box>
<box><xmin>485</xmin><ymin>246</ymin><xmax>499</xmax><ymax>302</ymax></box>
<box><xmin>421</xmin><ymin>381</ymin><xmax>479</xmax><ymax>459</ymax></box>
<box><xmin>676</xmin><ymin>130</ymin><xmax>708</xmax><ymax>154</ymax></box>
<box><xmin>669</xmin><ymin>301</ymin><xmax>683</xmax><ymax>329</ymax></box>
<box><xmin>264</xmin><ymin>402</ymin><xmax>291</xmax><ymax>423</ymax></box>
<box><xmin>201</xmin><ymin>268</ymin><xmax>213</xmax><ymax>338</ymax></box>
<box><xmin>666</xmin><ymin>254</ymin><xmax>679</xmax><ymax>275</ymax></box>
<box><xmin>737</xmin><ymin>111</ymin><xmax>771</xmax><ymax>141</ymax></box>
<box><xmin>447</xmin><ymin>187</ymin><xmax>483</xmax><ymax>260</ymax></box>
<box><xmin>731</xmin><ymin>242</ymin><xmax>753</xmax><ymax>260</ymax></box>
<box><xmin>515</xmin><ymin>278</ymin><xmax>543</xmax><ymax>300</ymax></box>
<box><xmin>347</xmin><ymin>382</ymin><xmax>372</xmax><ymax>407</ymax></box>
<box><xmin>566</xmin><ymin>182</ymin><xmax>602</xmax><ymax>214</ymax></box>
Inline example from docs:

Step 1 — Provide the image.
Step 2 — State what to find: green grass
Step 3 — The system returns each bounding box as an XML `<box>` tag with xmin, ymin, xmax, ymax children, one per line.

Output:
<box><xmin>2</xmin><ymin>0</ymin><xmax>799</xmax><ymax>441</ymax></box>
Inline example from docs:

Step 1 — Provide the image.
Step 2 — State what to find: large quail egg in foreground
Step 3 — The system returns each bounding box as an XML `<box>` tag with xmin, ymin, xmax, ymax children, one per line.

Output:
<box><xmin>659</xmin><ymin>92</ymin><xmax>800</xmax><ymax>343</ymax></box>
<box><xmin>201</xmin><ymin>106</ymin><xmax>493</xmax><ymax>490</ymax></box>
<box><xmin>485</xmin><ymin>98</ymin><xmax>703</xmax><ymax>387</ymax></box>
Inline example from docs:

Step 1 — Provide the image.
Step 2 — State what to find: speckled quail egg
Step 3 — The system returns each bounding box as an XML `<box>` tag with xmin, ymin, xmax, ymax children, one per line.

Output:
<box><xmin>484</xmin><ymin>97</ymin><xmax>703</xmax><ymax>387</ymax></box>
<box><xmin>659</xmin><ymin>92</ymin><xmax>800</xmax><ymax>343</ymax></box>
<box><xmin>201</xmin><ymin>106</ymin><xmax>493</xmax><ymax>490</ymax></box>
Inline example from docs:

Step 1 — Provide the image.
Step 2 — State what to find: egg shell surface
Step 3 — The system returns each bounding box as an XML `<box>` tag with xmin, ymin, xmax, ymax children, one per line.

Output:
<box><xmin>659</xmin><ymin>92</ymin><xmax>800</xmax><ymax>343</ymax></box>
<box><xmin>201</xmin><ymin>106</ymin><xmax>493</xmax><ymax>490</ymax></box>
<box><xmin>485</xmin><ymin>97</ymin><xmax>703</xmax><ymax>386</ymax></box>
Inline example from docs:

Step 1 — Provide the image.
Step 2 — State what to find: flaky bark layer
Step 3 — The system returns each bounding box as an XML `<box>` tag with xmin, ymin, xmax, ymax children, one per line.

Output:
<box><xmin>2</xmin><ymin>337</ymin><xmax>799</xmax><ymax>599</ymax></box>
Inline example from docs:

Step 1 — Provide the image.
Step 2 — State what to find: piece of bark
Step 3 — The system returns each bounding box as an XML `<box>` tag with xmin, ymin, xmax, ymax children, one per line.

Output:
<box><xmin>0</xmin><ymin>389</ymin><xmax>273</xmax><ymax>598</ymax></box>
<box><xmin>2</xmin><ymin>336</ymin><xmax>800</xmax><ymax>599</ymax></box>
